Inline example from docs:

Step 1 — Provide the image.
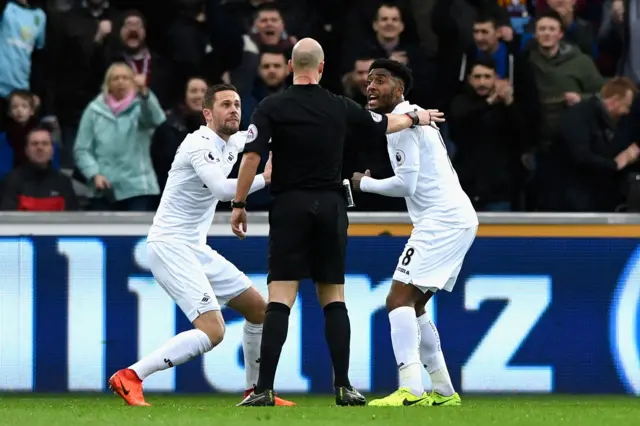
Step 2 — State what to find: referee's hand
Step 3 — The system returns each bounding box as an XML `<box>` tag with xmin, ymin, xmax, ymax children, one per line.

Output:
<box><xmin>231</xmin><ymin>208</ymin><xmax>247</xmax><ymax>239</ymax></box>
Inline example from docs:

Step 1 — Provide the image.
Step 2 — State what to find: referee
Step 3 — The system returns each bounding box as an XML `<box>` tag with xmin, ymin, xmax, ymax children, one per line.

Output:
<box><xmin>232</xmin><ymin>38</ymin><xmax>442</xmax><ymax>407</ymax></box>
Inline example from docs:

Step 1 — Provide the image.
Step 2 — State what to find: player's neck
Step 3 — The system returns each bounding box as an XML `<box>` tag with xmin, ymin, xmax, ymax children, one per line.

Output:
<box><xmin>208</xmin><ymin>124</ymin><xmax>230</xmax><ymax>142</ymax></box>
<box><xmin>293</xmin><ymin>74</ymin><xmax>319</xmax><ymax>85</ymax></box>
<box><xmin>377</xmin><ymin>99</ymin><xmax>403</xmax><ymax>114</ymax></box>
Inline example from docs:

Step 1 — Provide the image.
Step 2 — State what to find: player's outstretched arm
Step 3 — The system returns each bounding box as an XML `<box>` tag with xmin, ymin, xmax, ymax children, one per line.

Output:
<box><xmin>189</xmin><ymin>150</ymin><xmax>267</xmax><ymax>202</ymax></box>
<box><xmin>352</xmin><ymin>130</ymin><xmax>420</xmax><ymax>197</ymax></box>
<box><xmin>385</xmin><ymin>109</ymin><xmax>445</xmax><ymax>134</ymax></box>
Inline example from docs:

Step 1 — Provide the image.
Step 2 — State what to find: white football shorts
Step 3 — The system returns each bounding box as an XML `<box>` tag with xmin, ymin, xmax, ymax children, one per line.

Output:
<box><xmin>146</xmin><ymin>241</ymin><xmax>252</xmax><ymax>322</ymax></box>
<box><xmin>392</xmin><ymin>226</ymin><xmax>477</xmax><ymax>293</ymax></box>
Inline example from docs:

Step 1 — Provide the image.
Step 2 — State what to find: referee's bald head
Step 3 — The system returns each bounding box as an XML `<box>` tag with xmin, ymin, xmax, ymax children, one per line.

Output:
<box><xmin>291</xmin><ymin>38</ymin><xmax>324</xmax><ymax>73</ymax></box>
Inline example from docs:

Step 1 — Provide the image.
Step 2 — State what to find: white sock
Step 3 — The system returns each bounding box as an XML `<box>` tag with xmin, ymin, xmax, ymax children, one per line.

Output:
<box><xmin>389</xmin><ymin>306</ymin><xmax>423</xmax><ymax>397</ymax></box>
<box><xmin>129</xmin><ymin>329</ymin><xmax>213</xmax><ymax>380</ymax></box>
<box><xmin>417</xmin><ymin>313</ymin><xmax>455</xmax><ymax>396</ymax></box>
<box><xmin>242</xmin><ymin>321</ymin><xmax>263</xmax><ymax>390</ymax></box>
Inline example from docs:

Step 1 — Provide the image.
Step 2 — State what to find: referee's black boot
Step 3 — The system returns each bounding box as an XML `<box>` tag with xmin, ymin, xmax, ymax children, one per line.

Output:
<box><xmin>335</xmin><ymin>386</ymin><xmax>366</xmax><ymax>406</ymax></box>
<box><xmin>237</xmin><ymin>389</ymin><xmax>276</xmax><ymax>407</ymax></box>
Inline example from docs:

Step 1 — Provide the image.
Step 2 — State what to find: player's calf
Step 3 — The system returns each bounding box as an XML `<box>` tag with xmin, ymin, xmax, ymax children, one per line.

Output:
<box><xmin>386</xmin><ymin>280</ymin><xmax>425</xmax><ymax>398</ymax></box>
<box><xmin>414</xmin><ymin>291</ymin><xmax>456</xmax><ymax>398</ymax></box>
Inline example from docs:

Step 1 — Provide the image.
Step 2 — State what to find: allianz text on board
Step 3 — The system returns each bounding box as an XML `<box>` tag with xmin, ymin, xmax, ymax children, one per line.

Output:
<box><xmin>0</xmin><ymin>232</ymin><xmax>639</xmax><ymax>395</ymax></box>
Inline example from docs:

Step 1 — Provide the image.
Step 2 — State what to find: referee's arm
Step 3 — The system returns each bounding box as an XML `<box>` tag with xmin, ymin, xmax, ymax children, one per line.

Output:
<box><xmin>235</xmin><ymin>105</ymin><xmax>271</xmax><ymax>204</ymax></box>
<box><xmin>343</xmin><ymin>97</ymin><xmax>441</xmax><ymax>134</ymax></box>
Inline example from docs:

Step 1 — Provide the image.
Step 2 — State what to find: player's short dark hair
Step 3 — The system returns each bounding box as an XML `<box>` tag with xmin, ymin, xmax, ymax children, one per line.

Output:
<box><xmin>469</xmin><ymin>54</ymin><xmax>497</xmax><ymax>74</ymax></box>
<box><xmin>204</xmin><ymin>83</ymin><xmax>238</xmax><ymax>109</ymax></box>
<box><xmin>536</xmin><ymin>9</ymin><xmax>563</xmax><ymax>27</ymax></box>
<box><xmin>368</xmin><ymin>58</ymin><xmax>413</xmax><ymax>96</ymax></box>
<box><xmin>474</xmin><ymin>10</ymin><xmax>498</xmax><ymax>28</ymax></box>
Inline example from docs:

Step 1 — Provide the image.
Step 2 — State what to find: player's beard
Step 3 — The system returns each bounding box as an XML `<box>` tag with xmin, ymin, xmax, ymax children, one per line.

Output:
<box><xmin>372</xmin><ymin>93</ymin><xmax>400</xmax><ymax>114</ymax></box>
<box><xmin>217</xmin><ymin>122</ymin><xmax>239</xmax><ymax>136</ymax></box>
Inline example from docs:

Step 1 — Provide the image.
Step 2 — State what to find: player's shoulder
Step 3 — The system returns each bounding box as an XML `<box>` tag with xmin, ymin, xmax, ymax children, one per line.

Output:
<box><xmin>229</xmin><ymin>130</ymin><xmax>249</xmax><ymax>150</ymax></box>
<box><xmin>180</xmin><ymin>127</ymin><xmax>216</xmax><ymax>152</ymax></box>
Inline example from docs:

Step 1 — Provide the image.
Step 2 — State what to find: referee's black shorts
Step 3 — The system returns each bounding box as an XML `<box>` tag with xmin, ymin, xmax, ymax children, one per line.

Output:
<box><xmin>267</xmin><ymin>190</ymin><xmax>348</xmax><ymax>284</ymax></box>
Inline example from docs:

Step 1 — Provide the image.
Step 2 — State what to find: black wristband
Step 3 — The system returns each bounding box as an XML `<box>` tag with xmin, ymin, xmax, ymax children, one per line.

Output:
<box><xmin>406</xmin><ymin>111</ymin><xmax>419</xmax><ymax>128</ymax></box>
<box><xmin>231</xmin><ymin>200</ymin><xmax>246</xmax><ymax>209</ymax></box>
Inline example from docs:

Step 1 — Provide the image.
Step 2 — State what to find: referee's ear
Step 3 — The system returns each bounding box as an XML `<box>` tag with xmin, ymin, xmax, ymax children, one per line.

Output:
<box><xmin>288</xmin><ymin>60</ymin><xmax>294</xmax><ymax>73</ymax></box>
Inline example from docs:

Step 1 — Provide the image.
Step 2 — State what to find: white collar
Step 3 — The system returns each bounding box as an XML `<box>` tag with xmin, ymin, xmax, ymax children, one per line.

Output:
<box><xmin>391</xmin><ymin>100</ymin><xmax>411</xmax><ymax>114</ymax></box>
<box><xmin>199</xmin><ymin>125</ymin><xmax>227</xmax><ymax>151</ymax></box>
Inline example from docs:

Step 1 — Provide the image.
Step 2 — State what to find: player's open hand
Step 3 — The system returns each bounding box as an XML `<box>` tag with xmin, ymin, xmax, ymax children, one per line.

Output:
<box><xmin>417</xmin><ymin>109</ymin><xmax>445</xmax><ymax>125</ymax></box>
<box><xmin>231</xmin><ymin>208</ymin><xmax>247</xmax><ymax>240</ymax></box>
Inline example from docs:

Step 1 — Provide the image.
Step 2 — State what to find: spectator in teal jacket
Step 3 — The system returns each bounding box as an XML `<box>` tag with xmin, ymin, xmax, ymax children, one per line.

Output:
<box><xmin>74</xmin><ymin>62</ymin><xmax>166</xmax><ymax>211</ymax></box>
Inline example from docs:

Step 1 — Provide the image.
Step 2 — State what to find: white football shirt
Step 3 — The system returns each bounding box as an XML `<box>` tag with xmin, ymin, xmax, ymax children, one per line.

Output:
<box><xmin>360</xmin><ymin>101</ymin><xmax>478</xmax><ymax>229</ymax></box>
<box><xmin>147</xmin><ymin>125</ymin><xmax>266</xmax><ymax>246</ymax></box>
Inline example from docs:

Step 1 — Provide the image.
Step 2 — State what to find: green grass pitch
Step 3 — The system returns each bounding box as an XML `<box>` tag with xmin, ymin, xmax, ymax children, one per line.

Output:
<box><xmin>1</xmin><ymin>394</ymin><xmax>638</xmax><ymax>426</ymax></box>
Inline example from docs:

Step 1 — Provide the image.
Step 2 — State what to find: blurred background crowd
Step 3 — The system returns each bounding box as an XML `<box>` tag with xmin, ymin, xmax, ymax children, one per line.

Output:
<box><xmin>1</xmin><ymin>0</ymin><xmax>640</xmax><ymax>213</ymax></box>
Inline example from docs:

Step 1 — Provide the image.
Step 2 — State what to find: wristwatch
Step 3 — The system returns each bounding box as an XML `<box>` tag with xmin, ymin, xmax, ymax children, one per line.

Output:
<box><xmin>231</xmin><ymin>200</ymin><xmax>246</xmax><ymax>209</ymax></box>
<box><xmin>406</xmin><ymin>110</ymin><xmax>420</xmax><ymax>128</ymax></box>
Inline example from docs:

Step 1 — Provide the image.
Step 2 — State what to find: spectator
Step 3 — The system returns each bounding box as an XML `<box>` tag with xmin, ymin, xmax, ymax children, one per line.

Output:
<box><xmin>47</xmin><ymin>0</ymin><xmax>121</xmax><ymax>168</ymax></box>
<box><xmin>528</xmin><ymin>10</ymin><xmax>603</xmax><ymax>153</ymax></box>
<box><xmin>240</xmin><ymin>47</ymin><xmax>289</xmax><ymax>129</ymax></box>
<box><xmin>458</xmin><ymin>12</ymin><xmax>540</xmax><ymax>148</ymax></box>
<box><xmin>450</xmin><ymin>56</ymin><xmax>528</xmax><ymax>211</ymax></box>
<box><xmin>152</xmin><ymin>76</ymin><xmax>207</xmax><ymax>193</ymax></box>
<box><xmin>0</xmin><ymin>0</ymin><xmax>47</xmax><ymax>132</ymax></box>
<box><xmin>229</xmin><ymin>3</ymin><xmax>296</xmax><ymax>93</ymax></box>
<box><xmin>432</xmin><ymin>0</ymin><xmax>513</xmax><ymax>112</ymax></box>
<box><xmin>599</xmin><ymin>0</ymin><xmax>637</xmax><ymax>80</ymax></box>
<box><xmin>542</xmin><ymin>77</ymin><xmax>639</xmax><ymax>211</ymax></box>
<box><xmin>342</xmin><ymin>53</ymin><xmax>376</xmax><ymax>106</ymax></box>
<box><xmin>74</xmin><ymin>62</ymin><xmax>165</xmax><ymax>211</ymax></box>
<box><xmin>0</xmin><ymin>90</ymin><xmax>40</xmax><ymax>175</ymax></box>
<box><xmin>166</xmin><ymin>0</ymin><xmax>244</xmax><ymax>93</ymax></box>
<box><xmin>0</xmin><ymin>126</ymin><xmax>77</xmax><ymax>211</ymax></box>
<box><xmin>342</xmin><ymin>3</ymin><xmax>433</xmax><ymax>106</ymax></box>
<box><xmin>106</xmin><ymin>10</ymin><xmax>175</xmax><ymax>110</ymax></box>
<box><xmin>522</xmin><ymin>0</ymin><xmax>597</xmax><ymax>57</ymax></box>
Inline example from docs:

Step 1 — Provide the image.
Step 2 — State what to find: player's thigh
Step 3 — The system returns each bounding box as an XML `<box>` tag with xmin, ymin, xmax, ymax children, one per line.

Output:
<box><xmin>199</xmin><ymin>246</ymin><xmax>254</xmax><ymax>307</ymax></box>
<box><xmin>393</xmin><ymin>227</ymin><xmax>477</xmax><ymax>293</ymax></box>
<box><xmin>226</xmin><ymin>285</ymin><xmax>267</xmax><ymax>324</ymax></box>
<box><xmin>147</xmin><ymin>242</ymin><xmax>220</xmax><ymax>323</ymax></box>
<box><xmin>267</xmin><ymin>192</ymin><xmax>314</xmax><ymax>282</ymax></box>
<box><xmin>310</xmin><ymin>192</ymin><xmax>348</xmax><ymax>285</ymax></box>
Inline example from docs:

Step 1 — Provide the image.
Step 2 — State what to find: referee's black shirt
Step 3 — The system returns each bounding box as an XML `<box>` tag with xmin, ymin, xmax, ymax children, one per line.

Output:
<box><xmin>243</xmin><ymin>84</ymin><xmax>390</xmax><ymax>195</ymax></box>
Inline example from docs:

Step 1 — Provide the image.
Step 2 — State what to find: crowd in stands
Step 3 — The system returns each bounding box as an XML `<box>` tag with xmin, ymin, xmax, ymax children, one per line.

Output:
<box><xmin>1</xmin><ymin>0</ymin><xmax>639</xmax><ymax>213</ymax></box>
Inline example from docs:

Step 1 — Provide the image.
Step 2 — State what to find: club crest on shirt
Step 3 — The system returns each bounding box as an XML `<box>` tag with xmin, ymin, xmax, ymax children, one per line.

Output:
<box><xmin>395</xmin><ymin>150</ymin><xmax>405</xmax><ymax>166</ymax></box>
<box><xmin>204</xmin><ymin>151</ymin><xmax>219</xmax><ymax>163</ymax></box>
<box><xmin>369</xmin><ymin>111</ymin><xmax>383</xmax><ymax>122</ymax></box>
<box><xmin>246</xmin><ymin>124</ymin><xmax>258</xmax><ymax>143</ymax></box>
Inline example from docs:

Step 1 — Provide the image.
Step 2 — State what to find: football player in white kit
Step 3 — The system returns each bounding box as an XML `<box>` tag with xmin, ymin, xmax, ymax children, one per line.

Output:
<box><xmin>108</xmin><ymin>83</ymin><xmax>294</xmax><ymax>407</ymax></box>
<box><xmin>351</xmin><ymin>59</ymin><xmax>478</xmax><ymax>407</ymax></box>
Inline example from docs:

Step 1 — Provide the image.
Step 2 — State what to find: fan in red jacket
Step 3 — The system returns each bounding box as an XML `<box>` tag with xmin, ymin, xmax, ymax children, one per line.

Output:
<box><xmin>0</xmin><ymin>127</ymin><xmax>78</xmax><ymax>211</ymax></box>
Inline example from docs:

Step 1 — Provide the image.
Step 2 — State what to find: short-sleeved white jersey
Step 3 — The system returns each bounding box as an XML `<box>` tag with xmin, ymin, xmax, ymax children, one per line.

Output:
<box><xmin>147</xmin><ymin>126</ymin><xmax>255</xmax><ymax>246</ymax></box>
<box><xmin>386</xmin><ymin>101</ymin><xmax>478</xmax><ymax>229</ymax></box>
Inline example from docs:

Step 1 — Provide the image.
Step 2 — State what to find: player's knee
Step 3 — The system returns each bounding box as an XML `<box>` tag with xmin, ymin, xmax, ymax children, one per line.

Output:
<box><xmin>194</xmin><ymin>312</ymin><xmax>226</xmax><ymax>348</ymax></box>
<box><xmin>244</xmin><ymin>306</ymin><xmax>265</xmax><ymax>324</ymax></box>
<box><xmin>386</xmin><ymin>284</ymin><xmax>417</xmax><ymax>312</ymax></box>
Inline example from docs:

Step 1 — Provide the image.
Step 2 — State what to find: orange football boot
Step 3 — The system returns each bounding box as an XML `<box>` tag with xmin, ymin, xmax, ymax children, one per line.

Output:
<box><xmin>244</xmin><ymin>388</ymin><xmax>295</xmax><ymax>406</ymax></box>
<box><xmin>109</xmin><ymin>368</ymin><xmax>150</xmax><ymax>406</ymax></box>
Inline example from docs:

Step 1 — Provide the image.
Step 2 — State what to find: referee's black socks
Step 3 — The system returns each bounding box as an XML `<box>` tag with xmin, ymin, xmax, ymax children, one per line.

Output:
<box><xmin>323</xmin><ymin>301</ymin><xmax>352</xmax><ymax>388</ymax></box>
<box><xmin>255</xmin><ymin>302</ymin><xmax>290</xmax><ymax>393</ymax></box>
